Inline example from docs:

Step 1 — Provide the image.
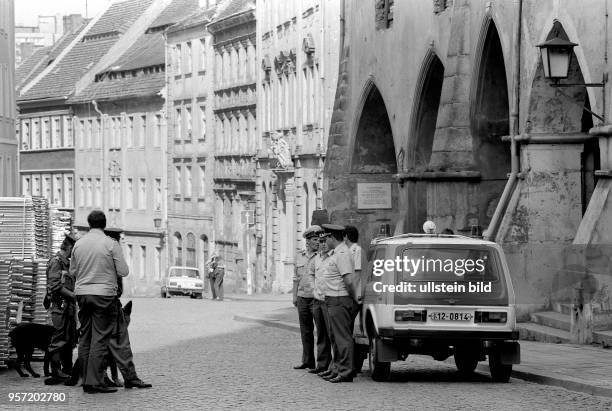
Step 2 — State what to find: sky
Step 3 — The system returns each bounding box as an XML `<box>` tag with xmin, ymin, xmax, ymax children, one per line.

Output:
<box><xmin>15</xmin><ymin>0</ymin><xmax>112</xmax><ymax>26</ymax></box>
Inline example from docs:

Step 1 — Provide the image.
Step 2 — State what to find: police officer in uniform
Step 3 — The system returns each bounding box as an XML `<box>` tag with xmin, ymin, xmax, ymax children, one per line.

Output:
<box><xmin>46</xmin><ymin>234</ymin><xmax>78</xmax><ymax>381</ymax></box>
<box><xmin>292</xmin><ymin>225</ymin><xmax>321</xmax><ymax>370</ymax></box>
<box><xmin>309</xmin><ymin>230</ymin><xmax>332</xmax><ymax>375</ymax></box>
<box><xmin>319</xmin><ymin>224</ymin><xmax>358</xmax><ymax>383</ymax></box>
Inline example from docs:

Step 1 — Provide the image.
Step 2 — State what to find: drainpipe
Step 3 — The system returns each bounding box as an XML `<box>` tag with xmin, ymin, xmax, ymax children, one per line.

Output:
<box><xmin>484</xmin><ymin>0</ymin><xmax>522</xmax><ymax>241</ymax></box>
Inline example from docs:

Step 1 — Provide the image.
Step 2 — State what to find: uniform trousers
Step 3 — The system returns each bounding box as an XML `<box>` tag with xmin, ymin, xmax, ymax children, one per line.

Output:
<box><xmin>296</xmin><ymin>296</ymin><xmax>315</xmax><ymax>367</ymax></box>
<box><xmin>312</xmin><ymin>298</ymin><xmax>332</xmax><ymax>370</ymax></box>
<box><xmin>325</xmin><ymin>295</ymin><xmax>354</xmax><ymax>378</ymax></box>
<box><xmin>76</xmin><ymin>295</ymin><xmax>118</xmax><ymax>387</ymax></box>
<box><xmin>48</xmin><ymin>303</ymin><xmax>77</xmax><ymax>372</ymax></box>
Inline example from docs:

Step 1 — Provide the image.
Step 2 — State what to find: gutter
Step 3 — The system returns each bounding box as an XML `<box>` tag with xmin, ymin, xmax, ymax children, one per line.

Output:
<box><xmin>484</xmin><ymin>0</ymin><xmax>522</xmax><ymax>242</ymax></box>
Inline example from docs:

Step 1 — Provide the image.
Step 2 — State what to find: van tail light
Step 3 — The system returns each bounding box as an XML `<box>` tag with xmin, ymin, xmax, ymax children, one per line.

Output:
<box><xmin>475</xmin><ymin>311</ymin><xmax>507</xmax><ymax>323</ymax></box>
<box><xmin>395</xmin><ymin>310</ymin><xmax>427</xmax><ymax>322</ymax></box>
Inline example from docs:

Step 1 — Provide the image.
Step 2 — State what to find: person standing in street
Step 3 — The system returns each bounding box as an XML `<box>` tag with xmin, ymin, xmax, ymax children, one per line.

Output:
<box><xmin>212</xmin><ymin>256</ymin><xmax>225</xmax><ymax>301</ymax></box>
<box><xmin>206</xmin><ymin>253</ymin><xmax>218</xmax><ymax>299</ymax></box>
<box><xmin>44</xmin><ymin>234</ymin><xmax>78</xmax><ymax>384</ymax></box>
<box><xmin>71</xmin><ymin>210</ymin><xmax>129</xmax><ymax>394</ymax></box>
<box><xmin>292</xmin><ymin>225</ymin><xmax>321</xmax><ymax>370</ymax></box>
<box><xmin>320</xmin><ymin>224</ymin><xmax>358</xmax><ymax>383</ymax></box>
<box><xmin>102</xmin><ymin>228</ymin><xmax>151</xmax><ymax>389</ymax></box>
<box><xmin>309</xmin><ymin>231</ymin><xmax>332</xmax><ymax>375</ymax></box>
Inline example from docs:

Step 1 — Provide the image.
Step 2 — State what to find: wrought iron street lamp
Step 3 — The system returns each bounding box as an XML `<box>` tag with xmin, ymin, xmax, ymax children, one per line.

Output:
<box><xmin>537</xmin><ymin>35</ymin><xmax>606</xmax><ymax>122</ymax></box>
<box><xmin>537</xmin><ymin>37</ymin><xmax>577</xmax><ymax>80</ymax></box>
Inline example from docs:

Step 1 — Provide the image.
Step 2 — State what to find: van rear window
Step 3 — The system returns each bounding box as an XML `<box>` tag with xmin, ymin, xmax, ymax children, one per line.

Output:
<box><xmin>391</xmin><ymin>246</ymin><xmax>508</xmax><ymax>306</ymax></box>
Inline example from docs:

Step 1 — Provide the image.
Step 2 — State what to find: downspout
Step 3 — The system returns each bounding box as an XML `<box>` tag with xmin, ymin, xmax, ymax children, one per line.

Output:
<box><xmin>484</xmin><ymin>0</ymin><xmax>522</xmax><ymax>241</ymax></box>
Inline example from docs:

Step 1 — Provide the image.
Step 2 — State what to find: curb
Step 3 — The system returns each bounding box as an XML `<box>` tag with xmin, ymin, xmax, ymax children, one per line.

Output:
<box><xmin>235</xmin><ymin>314</ymin><xmax>612</xmax><ymax>399</ymax></box>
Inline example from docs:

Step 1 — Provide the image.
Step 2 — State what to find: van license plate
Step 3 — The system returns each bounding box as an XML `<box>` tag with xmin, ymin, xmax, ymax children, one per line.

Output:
<box><xmin>428</xmin><ymin>312</ymin><xmax>473</xmax><ymax>321</ymax></box>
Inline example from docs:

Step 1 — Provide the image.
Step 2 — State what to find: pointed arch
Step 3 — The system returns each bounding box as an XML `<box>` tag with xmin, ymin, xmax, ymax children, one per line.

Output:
<box><xmin>408</xmin><ymin>49</ymin><xmax>445</xmax><ymax>169</ymax></box>
<box><xmin>350</xmin><ymin>79</ymin><xmax>397</xmax><ymax>173</ymax></box>
<box><xmin>471</xmin><ymin>17</ymin><xmax>511</xmax><ymax>227</ymax></box>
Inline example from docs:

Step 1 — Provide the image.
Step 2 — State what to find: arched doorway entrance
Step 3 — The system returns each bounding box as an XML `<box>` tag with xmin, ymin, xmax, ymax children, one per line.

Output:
<box><xmin>471</xmin><ymin>19</ymin><xmax>511</xmax><ymax>230</ymax></box>
<box><xmin>351</xmin><ymin>83</ymin><xmax>397</xmax><ymax>174</ymax></box>
<box><xmin>405</xmin><ymin>52</ymin><xmax>445</xmax><ymax>232</ymax></box>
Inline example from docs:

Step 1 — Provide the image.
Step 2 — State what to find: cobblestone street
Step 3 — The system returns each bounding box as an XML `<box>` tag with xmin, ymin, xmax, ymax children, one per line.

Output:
<box><xmin>1</xmin><ymin>297</ymin><xmax>612</xmax><ymax>410</ymax></box>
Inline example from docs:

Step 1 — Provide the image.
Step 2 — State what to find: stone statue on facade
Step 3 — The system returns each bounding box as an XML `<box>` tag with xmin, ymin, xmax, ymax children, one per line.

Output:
<box><xmin>269</xmin><ymin>132</ymin><xmax>292</xmax><ymax>169</ymax></box>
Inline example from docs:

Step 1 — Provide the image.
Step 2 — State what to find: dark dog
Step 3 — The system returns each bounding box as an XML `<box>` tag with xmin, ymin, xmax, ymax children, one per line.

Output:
<box><xmin>65</xmin><ymin>300</ymin><xmax>132</xmax><ymax>387</ymax></box>
<box><xmin>8</xmin><ymin>323</ymin><xmax>54</xmax><ymax>378</ymax></box>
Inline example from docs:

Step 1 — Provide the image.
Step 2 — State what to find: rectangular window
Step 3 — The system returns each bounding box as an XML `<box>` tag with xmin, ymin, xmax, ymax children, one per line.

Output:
<box><xmin>41</xmin><ymin>174</ymin><xmax>51</xmax><ymax>201</ymax></box>
<box><xmin>185</xmin><ymin>166</ymin><xmax>192</xmax><ymax>197</ymax></box>
<box><xmin>64</xmin><ymin>116</ymin><xmax>73</xmax><ymax>147</ymax></box>
<box><xmin>86</xmin><ymin>119</ymin><xmax>93</xmax><ymax>149</ymax></box>
<box><xmin>199</xmin><ymin>165</ymin><xmax>205</xmax><ymax>197</ymax></box>
<box><xmin>95</xmin><ymin>178</ymin><xmax>101</xmax><ymax>208</ymax></box>
<box><xmin>127</xmin><ymin>244</ymin><xmax>133</xmax><ymax>273</ymax></box>
<box><xmin>140</xmin><ymin>114</ymin><xmax>146</xmax><ymax>147</ymax></box>
<box><xmin>78</xmin><ymin>178</ymin><xmax>84</xmax><ymax>206</ymax></box>
<box><xmin>154</xmin><ymin>178</ymin><xmax>162</xmax><ymax>211</ymax></box>
<box><xmin>155</xmin><ymin>247</ymin><xmax>161</xmax><ymax>281</ymax></box>
<box><xmin>86</xmin><ymin>178</ymin><xmax>92</xmax><ymax>206</ymax></box>
<box><xmin>199</xmin><ymin>38</ymin><xmax>206</xmax><ymax>71</ymax></box>
<box><xmin>64</xmin><ymin>175</ymin><xmax>73</xmax><ymax>208</ymax></box>
<box><xmin>175</xmin><ymin>108</ymin><xmax>182</xmax><ymax>140</ymax></box>
<box><xmin>33</xmin><ymin>175</ymin><xmax>41</xmax><ymax>196</ymax></box>
<box><xmin>32</xmin><ymin>119</ymin><xmax>40</xmax><ymax>149</ymax></box>
<box><xmin>175</xmin><ymin>166</ymin><xmax>181</xmax><ymax>196</ymax></box>
<box><xmin>186</xmin><ymin>41</ymin><xmax>192</xmax><ymax>73</ymax></box>
<box><xmin>176</xmin><ymin>44</ymin><xmax>182</xmax><ymax>75</ymax></box>
<box><xmin>199</xmin><ymin>105</ymin><xmax>206</xmax><ymax>141</ymax></box>
<box><xmin>94</xmin><ymin>118</ymin><xmax>101</xmax><ymax>148</ymax></box>
<box><xmin>127</xmin><ymin>178</ymin><xmax>134</xmax><ymax>208</ymax></box>
<box><xmin>154</xmin><ymin>114</ymin><xmax>161</xmax><ymax>147</ymax></box>
<box><xmin>53</xmin><ymin>175</ymin><xmax>62</xmax><ymax>206</ymax></box>
<box><xmin>52</xmin><ymin>117</ymin><xmax>61</xmax><ymax>148</ymax></box>
<box><xmin>42</xmin><ymin>118</ymin><xmax>50</xmax><ymax>149</ymax></box>
<box><xmin>186</xmin><ymin>106</ymin><xmax>192</xmax><ymax>139</ymax></box>
<box><xmin>139</xmin><ymin>178</ymin><xmax>146</xmax><ymax>209</ymax></box>
<box><xmin>21</xmin><ymin>119</ymin><xmax>31</xmax><ymax>150</ymax></box>
<box><xmin>127</xmin><ymin>116</ymin><xmax>134</xmax><ymax>147</ymax></box>
<box><xmin>139</xmin><ymin>246</ymin><xmax>146</xmax><ymax>279</ymax></box>
<box><xmin>23</xmin><ymin>176</ymin><xmax>31</xmax><ymax>196</ymax></box>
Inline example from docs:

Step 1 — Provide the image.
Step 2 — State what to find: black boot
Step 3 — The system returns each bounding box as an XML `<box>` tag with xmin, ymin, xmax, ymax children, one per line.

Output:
<box><xmin>51</xmin><ymin>360</ymin><xmax>70</xmax><ymax>381</ymax></box>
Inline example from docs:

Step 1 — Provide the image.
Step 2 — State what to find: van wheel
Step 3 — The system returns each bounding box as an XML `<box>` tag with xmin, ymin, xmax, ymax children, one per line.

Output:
<box><xmin>368</xmin><ymin>335</ymin><xmax>390</xmax><ymax>381</ymax></box>
<box><xmin>489</xmin><ymin>352</ymin><xmax>512</xmax><ymax>382</ymax></box>
<box><xmin>160</xmin><ymin>289</ymin><xmax>166</xmax><ymax>298</ymax></box>
<box><xmin>454</xmin><ymin>351</ymin><xmax>479</xmax><ymax>375</ymax></box>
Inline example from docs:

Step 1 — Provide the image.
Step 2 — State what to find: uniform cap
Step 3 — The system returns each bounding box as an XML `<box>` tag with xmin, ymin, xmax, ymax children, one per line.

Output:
<box><xmin>64</xmin><ymin>234</ymin><xmax>78</xmax><ymax>245</ymax></box>
<box><xmin>303</xmin><ymin>225</ymin><xmax>323</xmax><ymax>239</ymax></box>
<box><xmin>322</xmin><ymin>223</ymin><xmax>345</xmax><ymax>234</ymax></box>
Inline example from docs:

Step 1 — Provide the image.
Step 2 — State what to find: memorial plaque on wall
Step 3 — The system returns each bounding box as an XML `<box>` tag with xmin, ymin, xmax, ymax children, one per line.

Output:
<box><xmin>357</xmin><ymin>183</ymin><xmax>392</xmax><ymax>209</ymax></box>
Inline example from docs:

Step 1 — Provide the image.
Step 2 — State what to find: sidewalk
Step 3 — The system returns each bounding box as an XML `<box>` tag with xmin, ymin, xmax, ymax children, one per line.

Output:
<box><xmin>233</xmin><ymin>306</ymin><xmax>612</xmax><ymax>398</ymax></box>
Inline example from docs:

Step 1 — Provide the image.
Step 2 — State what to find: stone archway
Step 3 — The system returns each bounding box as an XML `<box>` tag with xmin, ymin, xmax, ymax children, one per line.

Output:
<box><xmin>471</xmin><ymin>19</ymin><xmax>510</xmax><ymax>229</ymax></box>
<box><xmin>350</xmin><ymin>83</ymin><xmax>397</xmax><ymax>174</ymax></box>
<box><xmin>404</xmin><ymin>51</ymin><xmax>445</xmax><ymax>232</ymax></box>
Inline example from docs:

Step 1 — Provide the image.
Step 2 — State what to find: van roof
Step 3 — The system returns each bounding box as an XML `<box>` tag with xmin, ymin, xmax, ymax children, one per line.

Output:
<box><xmin>370</xmin><ymin>234</ymin><xmax>497</xmax><ymax>246</ymax></box>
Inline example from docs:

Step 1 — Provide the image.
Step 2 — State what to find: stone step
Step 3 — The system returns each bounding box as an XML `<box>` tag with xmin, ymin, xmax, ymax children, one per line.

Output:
<box><xmin>518</xmin><ymin>322</ymin><xmax>571</xmax><ymax>344</ymax></box>
<box><xmin>551</xmin><ymin>303</ymin><xmax>572</xmax><ymax>315</ymax></box>
<box><xmin>593</xmin><ymin>330</ymin><xmax>612</xmax><ymax>348</ymax></box>
<box><xmin>531</xmin><ymin>311</ymin><xmax>571</xmax><ymax>331</ymax></box>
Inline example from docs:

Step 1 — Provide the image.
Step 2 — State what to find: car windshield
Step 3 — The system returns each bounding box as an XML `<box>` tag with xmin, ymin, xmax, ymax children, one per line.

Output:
<box><xmin>392</xmin><ymin>245</ymin><xmax>508</xmax><ymax>306</ymax></box>
<box><xmin>169</xmin><ymin>268</ymin><xmax>200</xmax><ymax>278</ymax></box>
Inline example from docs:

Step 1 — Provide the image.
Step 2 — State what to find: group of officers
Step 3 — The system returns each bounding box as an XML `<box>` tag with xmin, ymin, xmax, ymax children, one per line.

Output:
<box><xmin>292</xmin><ymin>223</ymin><xmax>363</xmax><ymax>383</ymax></box>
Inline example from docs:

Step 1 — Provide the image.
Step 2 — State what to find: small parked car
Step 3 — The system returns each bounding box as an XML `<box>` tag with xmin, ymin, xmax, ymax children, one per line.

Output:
<box><xmin>161</xmin><ymin>266</ymin><xmax>204</xmax><ymax>299</ymax></box>
<box><xmin>353</xmin><ymin>232</ymin><xmax>520</xmax><ymax>382</ymax></box>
